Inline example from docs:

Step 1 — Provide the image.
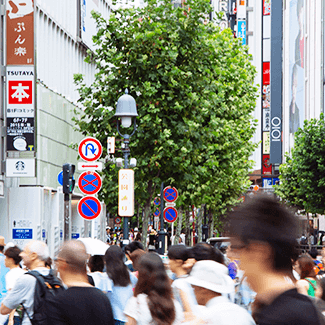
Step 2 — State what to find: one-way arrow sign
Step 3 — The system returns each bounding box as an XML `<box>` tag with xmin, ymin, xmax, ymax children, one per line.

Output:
<box><xmin>78</xmin><ymin>162</ymin><xmax>103</xmax><ymax>172</ymax></box>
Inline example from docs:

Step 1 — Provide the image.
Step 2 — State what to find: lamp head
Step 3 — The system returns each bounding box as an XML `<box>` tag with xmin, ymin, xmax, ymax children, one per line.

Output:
<box><xmin>115</xmin><ymin>89</ymin><xmax>138</xmax><ymax>128</ymax></box>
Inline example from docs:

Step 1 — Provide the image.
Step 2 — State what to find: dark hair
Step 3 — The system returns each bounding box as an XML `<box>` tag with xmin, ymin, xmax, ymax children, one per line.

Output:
<box><xmin>0</xmin><ymin>246</ymin><xmax>4</xmax><ymax>253</ymax></box>
<box><xmin>228</xmin><ymin>195</ymin><xmax>299</xmax><ymax>272</ymax></box>
<box><xmin>45</xmin><ymin>257</ymin><xmax>52</xmax><ymax>269</ymax></box>
<box><xmin>190</xmin><ymin>243</ymin><xmax>225</xmax><ymax>264</ymax></box>
<box><xmin>134</xmin><ymin>253</ymin><xmax>175</xmax><ymax>325</ymax></box>
<box><xmin>317</xmin><ymin>277</ymin><xmax>325</xmax><ymax>301</ymax></box>
<box><xmin>125</xmin><ymin>241</ymin><xmax>144</xmax><ymax>256</ymax></box>
<box><xmin>309</xmin><ymin>248</ymin><xmax>318</xmax><ymax>260</ymax></box>
<box><xmin>105</xmin><ymin>245</ymin><xmax>131</xmax><ymax>287</ymax></box>
<box><xmin>130</xmin><ymin>249</ymin><xmax>146</xmax><ymax>271</ymax></box>
<box><xmin>168</xmin><ymin>245</ymin><xmax>188</xmax><ymax>262</ymax></box>
<box><xmin>4</xmin><ymin>246</ymin><xmax>22</xmax><ymax>265</ymax></box>
<box><xmin>298</xmin><ymin>254</ymin><xmax>316</xmax><ymax>279</ymax></box>
<box><xmin>88</xmin><ymin>255</ymin><xmax>104</xmax><ymax>272</ymax></box>
<box><xmin>135</xmin><ymin>233</ymin><xmax>142</xmax><ymax>241</ymax></box>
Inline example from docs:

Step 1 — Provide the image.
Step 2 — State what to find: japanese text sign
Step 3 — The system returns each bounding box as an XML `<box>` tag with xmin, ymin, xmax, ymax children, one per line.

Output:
<box><xmin>118</xmin><ymin>169</ymin><xmax>134</xmax><ymax>217</ymax></box>
<box><xmin>6</xmin><ymin>0</ymin><xmax>34</xmax><ymax>65</ymax></box>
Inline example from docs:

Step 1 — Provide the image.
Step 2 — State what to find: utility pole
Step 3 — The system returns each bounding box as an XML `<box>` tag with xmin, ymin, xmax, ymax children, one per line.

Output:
<box><xmin>157</xmin><ymin>182</ymin><xmax>166</xmax><ymax>254</ymax></box>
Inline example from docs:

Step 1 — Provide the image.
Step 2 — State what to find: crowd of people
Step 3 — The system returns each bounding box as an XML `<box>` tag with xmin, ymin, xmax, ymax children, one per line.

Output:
<box><xmin>0</xmin><ymin>196</ymin><xmax>325</xmax><ymax>324</ymax></box>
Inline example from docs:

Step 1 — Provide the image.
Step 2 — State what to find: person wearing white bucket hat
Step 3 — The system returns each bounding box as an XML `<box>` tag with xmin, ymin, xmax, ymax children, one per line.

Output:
<box><xmin>187</xmin><ymin>260</ymin><xmax>255</xmax><ymax>325</ymax></box>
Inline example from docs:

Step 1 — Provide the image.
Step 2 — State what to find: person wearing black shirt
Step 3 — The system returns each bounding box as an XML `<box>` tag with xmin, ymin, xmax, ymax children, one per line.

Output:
<box><xmin>228</xmin><ymin>196</ymin><xmax>322</xmax><ymax>325</ymax></box>
<box><xmin>48</xmin><ymin>241</ymin><xmax>114</xmax><ymax>325</ymax></box>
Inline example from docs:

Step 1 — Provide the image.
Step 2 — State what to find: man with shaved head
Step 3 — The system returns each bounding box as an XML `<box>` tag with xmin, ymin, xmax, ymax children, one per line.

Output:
<box><xmin>48</xmin><ymin>240</ymin><xmax>114</xmax><ymax>325</ymax></box>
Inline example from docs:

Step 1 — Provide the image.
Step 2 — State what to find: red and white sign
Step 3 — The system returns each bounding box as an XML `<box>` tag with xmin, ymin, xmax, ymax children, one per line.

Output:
<box><xmin>78</xmin><ymin>137</ymin><xmax>102</xmax><ymax>162</ymax></box>
<box><xmin>6</xmin><ymin>66</ymin><xmax>35</xmax><ymax>118</ymax></box>
<box><xmin>115</xmin><ymin>217</ymin><xmax>122</xmax><ymax>225</ymax></box>
<box><xmin>78</xmin><ymin>162</ymin><xmax>103</xmax><ymax>171</ymax></box>
<box><xmin>118</xmin><ymin>169</ymin><xmax>134</xmax><ymax>217</ymax></box>
<box><xmin>78</xmin><ymin>196</ymin><xmax>102</xmax><ymax>220</ymax></box>
<box><xmin>262</xmin><ymin>154</ymin><xmax>272</xmax><ymax>174</ymax></box>
<box><xmin>263</xmin><ymin>62</ymin><xmax>270</xmax><ymax>85</ymax></box>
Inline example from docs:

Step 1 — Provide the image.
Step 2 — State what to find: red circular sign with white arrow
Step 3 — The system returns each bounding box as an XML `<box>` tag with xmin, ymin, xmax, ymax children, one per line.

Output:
<box><xmin>78</xmin><ymin>137</ymin><xmax>102</xmax><ymax>162</ymax></box>
<box><xmin>78</xmin><ymin>171</ymin><xmax>102</xmax><ymax>195</ymax></box>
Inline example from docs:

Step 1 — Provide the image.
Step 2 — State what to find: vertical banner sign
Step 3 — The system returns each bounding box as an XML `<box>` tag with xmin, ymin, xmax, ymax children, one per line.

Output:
<box><xmin>118</xmin><ymin>169</ymin><xmax>134</xmax><ymax>217</ymax></box>
<box><xmin>237</xmin><ymin>20</ymin><xmax>247</xmax><ymax>45</ymax></box>
<box><xmin>6</xmin><ymin>0</ymin><xmax>34</xmax><ymax>65</ymax></box>
<box><xmin>270</xmin><ymin>0</ymin><xmax>283</xmax><ymax>164</ymax></box>
<box><xmin>6</xmin><ymin>0</ymin><xmax>35</xmax><ymax>160</ymax></box>
<box><xmin>6</xmin><ymin>66</ymin><xmax>35</xmax><ymax>151</ymax></box>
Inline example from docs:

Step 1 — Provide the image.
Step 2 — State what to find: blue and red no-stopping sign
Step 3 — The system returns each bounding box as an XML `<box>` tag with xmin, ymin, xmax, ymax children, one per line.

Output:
<box><xmin>163</xmin><ymin>207</ymin><xmax>178</xmax><ymax>223</ymax></box>
<box><xmin>163</xmin><ymin>187</ymin><xmax>178</xmax><ymax>203</ymax></box>
<box><xmin>78</xmin><ymin>197</ymin><xmax>102</xmax><ymax>220</ymax></box>
<box><xmin>78</xmin><ymin>171</ymin><xmax>102</xmax><ymax>195</ymax></box>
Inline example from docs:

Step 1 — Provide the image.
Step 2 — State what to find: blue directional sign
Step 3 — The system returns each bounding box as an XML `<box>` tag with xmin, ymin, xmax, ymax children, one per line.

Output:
<box><xmin>153</xmin><ymin>197</ymin><xmax>161</xmax><ymax>206</ymax></box>
<box><xmin>71</xmin><ymin>233</ymin><xmax>80</xmax><ymax>239</ymax></box>
<box><xmin>78</xmin><ymin>196</ymin><xmax>101</xmax><ymax>220</ymax></box>
<box><xmin>57</xmin><ymin>171</ymin><xmax>63</xmax><ymax>185</ymax></box>
<box><xmin>163</xmin><ymin>207</ymin><xmax>178</xmax><ymax>223</ymax></box>
<box><xmin>154</xmin><ymin>208</ymin><xmax>160</xmax><ymax>217</ymax></box>
<box><xmin>237</xmin><ymin>20</ymin><xmax>247</xmax><ymax>45</ymax></box>
<box><xmin>13</xmin><ymin>229</ymin><xmax>33</xmax><ymax>239</ymax></box>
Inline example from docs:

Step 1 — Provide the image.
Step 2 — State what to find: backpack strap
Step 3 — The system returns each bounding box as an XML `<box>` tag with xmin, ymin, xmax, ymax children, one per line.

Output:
<box><xmin>305</xmin><ymin>278</ymin><xmax>317</xmax><ymax>291</ymax></box>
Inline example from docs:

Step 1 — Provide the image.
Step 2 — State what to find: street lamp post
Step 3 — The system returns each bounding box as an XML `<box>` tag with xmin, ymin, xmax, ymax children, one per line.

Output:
<box><xmin>115</xmin><ymin>89</ymin><xmax>138</xmax><ymax>244</ymax></box>
<box><xmin>202</xmin><ymin>204</ymin><xmax>209</xmax><ymax>242</ymax></box>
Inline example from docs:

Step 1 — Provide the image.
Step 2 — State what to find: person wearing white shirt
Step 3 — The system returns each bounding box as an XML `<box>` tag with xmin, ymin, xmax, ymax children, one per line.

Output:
<box><xmin>4</xmin><ymin>246</ymin><xmax>26</xmax><ymax>325</ymax></box>
<box><xmin>186</xmin><ymin>260</ymin><xmax>255</xmax><ymax>325</ymax></box>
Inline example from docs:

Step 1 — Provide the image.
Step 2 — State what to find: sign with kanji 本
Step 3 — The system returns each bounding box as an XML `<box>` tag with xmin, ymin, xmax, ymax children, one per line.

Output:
<box><xmin>6</xmin><ymin>0</ymin><xmax>34</xmax><ymax>65</ymax></box>
<box><xmin>118</xmin><ymin>169</ymin><xmax>134</xmax><ymax>217</ymax></box>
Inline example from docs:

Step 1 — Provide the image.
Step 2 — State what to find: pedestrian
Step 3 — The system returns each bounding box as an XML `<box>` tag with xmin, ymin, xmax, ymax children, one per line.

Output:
<box><xmin>88</xmin><ymin>255</ymin><xmax>112</xmax><ymax>294</ymax></box>
<box><xmin>228</xmin><ymin>195</ymin><xmax>322</xmax><ymax>325</ymax></box>
<box><xmin>124</xmin><ymin>253</ymin><xmax>184</xmax><ymax>325</ymax></box>
<box><xmin>187</xmin><ymin>260</ymin><xmax>255</xmax><ymax>325</ymax></box>
<box><xmin>104</xmin><ymin>246</ymin><xmax>137</xmax><ymax>325</ymax></box>
<box><xmin>148</xmin><ymin>229</ymin><xmax>157</xmax><ymax>252</ymax></box>
<box><xmin>0</xmin><ymin>237</ymin><xmax>9</xmax><ymax>325</ymax></box>
<box><xmin>168</xmin><ymin>245</ymin><xmax>199</xmax><ymax>318</ymax></box>
<box><xmin>4</xmin><ymin>246</ymin><xmax>25</xmax><ymax>325</ymax></box>
<box><xmin>296</xmin><ymin>254</ymin><xmax>318</xmax><ymax>297</ymax></box>
<box><xmin>124</xmin><ymin>241</ymin><xmax>144</xmax><ymax>272</ymax></box>
<box><xmin>48</xmin><ymin>240</ymin><xmax>114</xmax><ymax>325</ymax></box>
<box><xmin>129</xmin><ymin>249</ymin><xmax>146</xmax><ymax>278</ymax></box>
<box><xmin>0</xmin><ymin>240</ymin><xmax>57</xmax><ymax>325</ymax></box>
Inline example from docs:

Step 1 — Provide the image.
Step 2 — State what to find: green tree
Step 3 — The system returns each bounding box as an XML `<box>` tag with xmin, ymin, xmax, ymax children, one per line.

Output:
<box><xmin>73</xmin><ymin>0</ymin><xmax>258</xmax><ymax>240</ymax></box>
<box><xmin>275</xmin><ymin>115</ymin><xmax>325</xmax><ymax>215</ymax></box>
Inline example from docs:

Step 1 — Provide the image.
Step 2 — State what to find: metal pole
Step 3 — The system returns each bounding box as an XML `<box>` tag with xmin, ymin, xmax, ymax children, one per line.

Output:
<box><xmin>202</xmin><ymin>204</ymin><xmax>209</xmax><ymax>242</ymax></box>
<box><xmin>64</xmin><ymin>193</ymin><xmax>70</xmax><ymax>241</ymax></box>
<box><xmin>158</xmin><ymin>182</ymin><xmax>165</xmax><ymax>254</ymax></box>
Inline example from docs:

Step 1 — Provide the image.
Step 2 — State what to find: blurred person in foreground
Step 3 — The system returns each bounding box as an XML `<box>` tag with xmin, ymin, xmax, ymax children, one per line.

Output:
<box><xmin>124</xmin><ymin>253</ymin><xmax>183</xmax><ymax>325</ymax></box>
<box><xmin>187</xmin><ymin>260</ymin><xmax>255</xmax><ymax>325</ymax></box>
<box><xmin>105</xmin><ymin>246</ymin><xmax>137</xmax><ymax>325</ymax></box>
<box><xmin>295</xmin><ymin>254</ymin><xmax>317</xmax><ymax>297</ymax></box>
<box><xmin>48</xmin><ymin>240</ymin><xmax>114</xmax><ymax>325</ymax></box>
<box><xmin>228</xmin><ymin>195</ymin><xmax>322</xmax><ymax>325</ymax></box>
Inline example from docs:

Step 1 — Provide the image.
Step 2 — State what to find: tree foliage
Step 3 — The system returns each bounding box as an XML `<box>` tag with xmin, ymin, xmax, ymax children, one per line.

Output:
<box><xmin>275</xmin><ymin>115</ymin><xmax>325</xmax><ymax>214</ymax></box>
<box><xmin>73</xmin><ymin>0</ymin><xmax>258</xmax><ymax>233</ymax></box>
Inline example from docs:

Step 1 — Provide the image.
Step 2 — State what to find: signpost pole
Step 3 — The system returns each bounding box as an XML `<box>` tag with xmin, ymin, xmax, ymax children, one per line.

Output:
<box><xmin>202</xmin><ymin>204</ymin><xmax>209</xmax><ymax>242</ymax></box>
<box><xmin>158</xmin><ymin>182</ymin><xmax>165</xmax><ymax>255</ymax></box>
<box><xmin>64</xmin><ymin>193</ymin><xmax>70</xmax><ymax>241</ymax></box>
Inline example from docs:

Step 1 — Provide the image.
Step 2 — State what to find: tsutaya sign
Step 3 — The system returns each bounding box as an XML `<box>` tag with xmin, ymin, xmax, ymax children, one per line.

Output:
<box><xmin>118</xmin><ymin>169</ymin><xmax>134</xmax><ymax>217</ymax></box>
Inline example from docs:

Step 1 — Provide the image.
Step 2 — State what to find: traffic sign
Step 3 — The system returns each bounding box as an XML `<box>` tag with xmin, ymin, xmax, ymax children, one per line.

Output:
<box><xmin>57</xmin><ymin>171</ymin><xmax>63</xmax><ymax>185</ymax></box>
<box><xmin>78</xmin><ymin>162</ymin><xmax>103</xmax><ymax>171</ymax></box>
<box><xmin>153</xmin><ymin>197</ymin><xmax>161</xmax><ymax>206</ymax></box>
<box><xmin>78</xmin><ymin>196</ymin><xmax>101</xmax><ymax>220</ymax></box>
<box><xmin>115</xmin><ymin>216</ymin><xmax>122</xmax><ymax>225</ymax></box>
<box><xmin>163</xmin><ymin>187</ymin><xmax>178</xmax><ymax>203</ymax></box>
<box><xmin>154</xmin><ymin>208</ymin><xmax>160</xmax><ymax>217</ymax></box>
<box><xmin>163</xmin><ymin>207</ymin><xmax>178</xmax><ymax>223</ymax></box>
<box><xmin>78</xmin><ymin>171</ymin><xmax>102</xmax><ymax>195</ymax></box>
<box><xmin>78</xmin><ymin>137</ymin><xmax>102</xmax><ymax>162</ymax></box>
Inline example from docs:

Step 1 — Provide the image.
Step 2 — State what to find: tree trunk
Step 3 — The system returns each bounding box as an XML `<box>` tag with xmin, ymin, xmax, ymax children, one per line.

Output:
<box><xmin>208</xmin><ymin>209</ymin><xmax>214</xmax><ymax>239</ymax></box>
<box><xmin>197</xmin><ymin>205</ymin><xmax>204</xmax><ymax>243</ymax></box>
<box><xmin>185</xmin><ymin>209</ymin><xmax>191</xmax><ymax>246</ymax></box>
<box><xmin>136</xmin><ymin>204</ymin><xmax>140</xmax><ymax>230</ymax></box>
<box><xmin>174</xmin><ymin>206</ymin><xmax>183</xmax><ymax>245</ymax></box>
